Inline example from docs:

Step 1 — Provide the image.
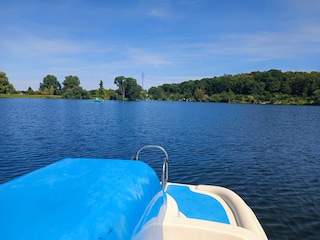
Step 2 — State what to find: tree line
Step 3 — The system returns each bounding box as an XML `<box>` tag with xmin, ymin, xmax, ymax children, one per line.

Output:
<box><xmin>148</xmin><ymin>69</ymin><xmax>320</xmax><ymax>105</ymax></box>
<box><xmin>1</xmin><ymin>70</ymin><xmax>320</xmax><ymax>104</ymax></box>
<box><xmin>0</xmin><ymin>72</ymin><xmax>91</xmax><ymax>99</ymax></box>
<box><xmin>0</xmin><ymin>72</ymin><xmax>144</xmax><ymax>100</ymax></box>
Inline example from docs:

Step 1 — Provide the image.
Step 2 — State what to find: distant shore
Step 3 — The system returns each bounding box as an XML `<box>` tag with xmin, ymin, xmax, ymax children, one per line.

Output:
<box><xmin>0</xmin><ymin>94</ymin><xmax>62</xmax><ymax>99</ymax></box>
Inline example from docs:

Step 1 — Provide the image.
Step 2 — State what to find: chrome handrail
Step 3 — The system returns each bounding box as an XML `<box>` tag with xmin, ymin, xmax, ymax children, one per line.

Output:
<box><xmin>133</xmin><ymin>145</ymin><xmax>169</xmax><ymax>189</ymax></box>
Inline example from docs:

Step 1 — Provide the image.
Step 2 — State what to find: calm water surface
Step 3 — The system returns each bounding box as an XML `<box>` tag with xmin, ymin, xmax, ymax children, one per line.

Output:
<box><xmin>1</xmin><ymin>98</ymin><xmax>320</xmax><ymax>239</ymax></box>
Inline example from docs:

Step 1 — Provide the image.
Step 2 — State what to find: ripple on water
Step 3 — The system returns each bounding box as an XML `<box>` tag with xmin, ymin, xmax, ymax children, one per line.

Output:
<box><xmin>1</xmin><ymin>100</ymin><xmax>320</xmax><ymax>240</ymax></box>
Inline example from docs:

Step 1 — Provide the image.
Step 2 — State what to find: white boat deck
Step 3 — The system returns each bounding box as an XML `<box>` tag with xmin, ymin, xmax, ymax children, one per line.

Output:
<box><xmin>161</xmin><ymin>183</ymin><xmax>268</xmax><ymax>240</ymax></box>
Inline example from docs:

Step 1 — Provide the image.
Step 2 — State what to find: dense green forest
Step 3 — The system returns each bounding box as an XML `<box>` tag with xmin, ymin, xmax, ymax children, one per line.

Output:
<box><xmin>1</xmin><ymin>70</ymin><xmax>320</xmax><ymax>105</ymax></box>
<box><xmin>148</xmin><ymin>70</ymin><xmax>320</xmax><ymax>105</ymax></box>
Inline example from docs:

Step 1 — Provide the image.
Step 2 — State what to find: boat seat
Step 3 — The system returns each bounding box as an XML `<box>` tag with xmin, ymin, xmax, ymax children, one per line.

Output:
<box><xmin>166</xmin><ymin>184</ymin><xmax>230</xmax><ymax>224</ymax></box>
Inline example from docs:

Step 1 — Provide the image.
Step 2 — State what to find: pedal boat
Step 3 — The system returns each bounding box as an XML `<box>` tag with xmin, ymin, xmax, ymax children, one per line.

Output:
<box><xmin>0</xmin><ymin>145</ymin><xmax>268</xmax><ymax>239</ymax></box>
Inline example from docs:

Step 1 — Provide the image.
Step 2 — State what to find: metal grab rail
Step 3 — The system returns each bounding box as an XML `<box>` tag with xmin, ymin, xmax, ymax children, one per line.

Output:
<box><xmin>133</xmin><ymin>145</ymin><xmax>169</xmax><ymax>189</ymax></box>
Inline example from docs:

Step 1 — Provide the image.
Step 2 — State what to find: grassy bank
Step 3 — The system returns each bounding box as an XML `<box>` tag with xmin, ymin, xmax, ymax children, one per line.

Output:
<box><xmin>0</xmin><ymin>94</ymin><xmax>62</xmax><ymax>99</ymax></box>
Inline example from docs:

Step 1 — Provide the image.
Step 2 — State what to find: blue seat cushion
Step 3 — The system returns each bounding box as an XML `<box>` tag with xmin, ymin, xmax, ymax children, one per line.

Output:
<box><xmin>166</xmin><ymin>184</ymin><xmax>230</xmax><ymax>224</ymax></box>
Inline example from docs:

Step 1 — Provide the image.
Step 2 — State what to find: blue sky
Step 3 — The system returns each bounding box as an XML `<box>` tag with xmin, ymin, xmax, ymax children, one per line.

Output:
<box><xmin>1</xmin><ymin>0</ymin><xmax>320</xmax><ymax>91</ymax></box>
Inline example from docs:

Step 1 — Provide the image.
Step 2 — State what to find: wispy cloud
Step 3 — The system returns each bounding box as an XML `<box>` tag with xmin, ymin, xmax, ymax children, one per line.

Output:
<box><xmin>125</xmin><ymin>47</ymin><xmax>172</xmax><ymax>67</ymax></box>
<box><xmin>1</xmin><ymin>34</ymin><xmax>115</xmax><ymax>59</ymax></box>
<box><xmin>2</xmin><ymin>0</ymin><xmax>320</xmax><ymax>91</ymax></box>
<box><xmin>3</xmin><ymin>38</ymin><xmax>76</xmax><ymax>55</ymax></box>
<box><xmin>196</xmin><ymin>27</ymin><xmax>320</xmax><ymax>62</ymax></box>
<box><xmin>148</xmin><ymin>8</ymin><xmax>169</xmax><ymax>18</ymax></box>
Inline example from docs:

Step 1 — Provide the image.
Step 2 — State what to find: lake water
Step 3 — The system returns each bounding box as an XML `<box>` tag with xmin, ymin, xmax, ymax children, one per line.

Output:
<box><xmin>0</xmin><ymin>98</ymin><xmax>319</xmax><ymax>239</ymax></box>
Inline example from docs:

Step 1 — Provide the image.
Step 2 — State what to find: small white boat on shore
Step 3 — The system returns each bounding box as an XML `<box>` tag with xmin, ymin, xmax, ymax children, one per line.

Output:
<box><xmin>0</xmin><ymin>145</ymin><xmax>267</xmax><ymax>239</ymax></box>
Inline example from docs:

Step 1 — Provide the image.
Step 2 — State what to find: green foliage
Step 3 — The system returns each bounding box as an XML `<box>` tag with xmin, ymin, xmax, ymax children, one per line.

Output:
<box><xmin>126</xmin><ymin>77</ymin><xmax>142</xmax><ymax>100</ymax></box>
<box><xmin>114</xmin><ymin>76</ymin><xmax>142</xmax><ymax>101</ymax></box>
<box><xmin>313</xmin><ymin>89</ymin><xmax>320</xmax><ymax>105</ymax></box>
<box><xmin>105</xmin><ymin>89</ymin><xmax>117</xmax><ymax>100</ymax></box>
<box><xmin>61</xmin><ymin>75</ymin><xmax>90</xmax><ymax>99</ymax></box>
<box><xmin>0</xmin><ymin>71</ymin><xmax>16</xmax><ymax>94</ymax></box>
<box><xmin>148</xmin><ymin>86</ymin><xmax>164</xmax><ymax>100</ymax></box>
<box><xmin>27</xmin><ymin>87</ymin><xmax>34</xmax><ymax>95</ymax></box>
<box><xmin>98</xmin><ymin>80</ymin><xmax>106</xmax><ymax>99</ymax></box>
<box><xmin>62</xmin><ymin>75</ymin><xmax>80</xmax><ymax>89</ymax></box>
<box><xmin>62</xmin><ymin>86</ymin><xmax>91</xmax><ymax>99</ymax></box>
<box><xmin>147</xmin><ymin>70</ymin><xmax>320</xmax><ymax>105</ymax></box>
<box><xmin>2</xmin><ymin>70</ymin><xmax>319</xmax><ymax>104</ymax></box>
<box><xmin>210</xmin><ymin>94</ymin><xmax>222</xmax><ymax>102</ymax></box>
<box><xmin>139</xmin><ymin>90</ymin><xmax>148</xmax><ymax>100</ymax></box>
<box><xmin>194</xmin><ymin>88</ymin><xmax>205</xmax><ymax>102</ymax></box>
<box><xmin>39</xmin><ymin>75</ymin><xmax>61</xmax><ymax>94</ymax></box>
<box><xmin>89</xmin><ymin>87</ymin><xmax>117</xmax><ymax>100</ymax></box>
<box><xmin>114</xmin><ymin>76</ymin><xmax>126</xmax><ymax>100</ymax></box>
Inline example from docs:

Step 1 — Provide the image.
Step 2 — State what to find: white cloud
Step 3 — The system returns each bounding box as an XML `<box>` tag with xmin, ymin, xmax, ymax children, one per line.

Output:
<box><xmin>196</xmin><ymin>27</ymin><xmax>320</xmax><ymax>62</ymax></box>
<box><xmin>1</xmin><ymin>36</ymin><xmax>113</xmax><ymax>57</ymax></box>
<box><xmin>125</xmin><ymin>47</ymin><xmax>172</xmax><ymax>67</ymax></box>
<box><xmin>2</xmin><ymin>0</ymin><xmax>320</xmax><ymax>91</ymax></box>
<box><xmin>149</xmin><ymin>8</ymin><xmax>168</xmax><ymax>18</ymax></box>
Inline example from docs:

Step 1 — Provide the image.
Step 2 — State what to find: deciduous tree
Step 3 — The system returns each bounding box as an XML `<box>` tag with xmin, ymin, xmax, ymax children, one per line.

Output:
<box><xmin>61</xmin><ymin>75</ymin><xmax>90</xmax><ymax>99</ymax></box>
<box><xmin>39</xmin><ymin>75</ymin><xmax>61</xmax><ymax>94</ymax></box>
<box><xmin>125</xmin><ymin>77</ymin><xmax>141</xmax><ymax>100</ymax></box>
<box><xmin>62</xmin><ymin>75</ymin><xmax>80</xmax><ymax>89</ymax></box>
<box><xmin>114</xmin><ymin>76</ymin><xmax>142</xmax><ymax>100</ymax></box>
<box><xmin>0</xmin><ymin>71</ymin><xmax>15</xmax><ymax>94</ymax></box>
<box><xmin>114</xmin><ymin>76</ymin><xmax>127</xmax><ymax>100</ymax></box>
